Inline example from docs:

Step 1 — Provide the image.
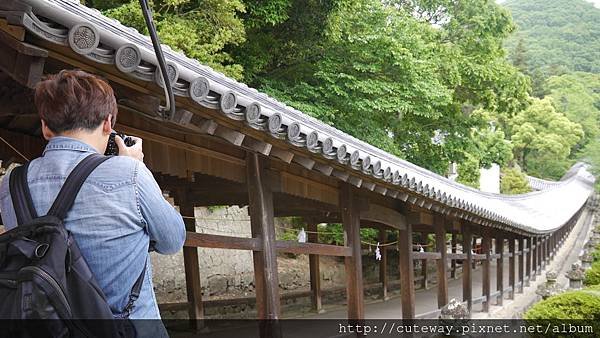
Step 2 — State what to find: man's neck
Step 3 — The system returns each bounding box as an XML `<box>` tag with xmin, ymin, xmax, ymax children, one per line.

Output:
<box><xmin>57</xmin><ymin>130</ymin><xmax>104</xmax><ymax>154</ymax></box>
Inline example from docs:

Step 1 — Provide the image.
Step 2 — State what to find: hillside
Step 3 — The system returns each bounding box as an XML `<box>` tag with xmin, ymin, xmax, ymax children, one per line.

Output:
<box><xmin>504</xmin><ymin>0</ymin><xmax>600</xmax><ymax>75</ymax></box>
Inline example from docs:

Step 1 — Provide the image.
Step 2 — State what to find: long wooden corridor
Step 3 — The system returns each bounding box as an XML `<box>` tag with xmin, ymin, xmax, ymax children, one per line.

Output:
<box><xmin>0</xmin><ymin>1</ymin><xmax>596</xmax><ymax>338</ymax></box>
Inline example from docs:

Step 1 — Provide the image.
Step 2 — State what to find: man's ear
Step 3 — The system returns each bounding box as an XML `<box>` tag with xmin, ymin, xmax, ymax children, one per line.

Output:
<box><xmin>41</xmin><ymin>120</ymin><xmax>55</xmax><ymax>141</ymax></box>
<box><xmin>102</xmin><ymin>115</ymin><xmax>113</xmax><ymax>135</ymax></box>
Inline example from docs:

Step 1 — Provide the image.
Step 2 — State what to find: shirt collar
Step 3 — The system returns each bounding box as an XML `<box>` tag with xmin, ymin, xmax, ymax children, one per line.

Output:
<box><xmin>42</xmin><ymin>136</ymin><xmax>99</xmax><ymax>155</ymax></box>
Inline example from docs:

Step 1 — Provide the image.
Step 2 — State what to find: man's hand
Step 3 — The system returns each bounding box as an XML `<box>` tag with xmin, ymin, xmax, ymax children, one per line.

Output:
<box><xmin>115</xmin><ymin>135</ymin><xmax>144</xmax><ymax>161</ymax></box>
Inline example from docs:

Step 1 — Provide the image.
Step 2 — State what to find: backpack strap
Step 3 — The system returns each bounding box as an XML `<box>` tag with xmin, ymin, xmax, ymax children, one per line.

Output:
<box><xmin>9</xmin><ymin>161</ymin><xmax>38</xmax><ymax>225</ymax></box>
<box><xmin>46</xmin><ymin>154</ymin><xmax>111</xmax><ymax>220</ymax></box>
<box><xmin>120</xmin><ymin>258</ymin><xmax>147</xmax><ymax>318</ymax></box>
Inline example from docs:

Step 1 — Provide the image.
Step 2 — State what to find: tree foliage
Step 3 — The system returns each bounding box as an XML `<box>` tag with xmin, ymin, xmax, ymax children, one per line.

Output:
<box><xmin>500</xmin><ymin>167</ymin><xmax>531</xmax><ymax>194</ymax></box>
<box><xmin>504</xmin><ymin>0</ymin><xmax>600</xmax><ymax>76</ymax></box>
<box><xmin>509</xmin><ymin>97</ymin><xmax>583</xmax><ymax>179</ymax></box>
<box><xmin>86</xmin><ymin>0</ymin><xmax>247</xmax><ymax>79</ymax></box>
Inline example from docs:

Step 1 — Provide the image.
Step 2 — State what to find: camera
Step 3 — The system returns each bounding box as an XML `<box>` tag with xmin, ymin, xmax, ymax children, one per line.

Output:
<box><xmin>105</xmin><ymin>131</ymin><xmax>137</xmax><ymax>156</ymax></box>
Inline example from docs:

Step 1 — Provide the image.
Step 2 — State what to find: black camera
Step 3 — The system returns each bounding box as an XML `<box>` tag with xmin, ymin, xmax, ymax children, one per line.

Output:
<box><xmin>105</xmin><ymin>131</ymin><xmax>137</xmax><ymax>156</ymax></box>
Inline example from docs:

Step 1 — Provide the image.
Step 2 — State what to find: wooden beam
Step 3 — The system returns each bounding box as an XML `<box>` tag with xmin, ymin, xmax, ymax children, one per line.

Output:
<box><xmin>399</xmin><ymin>224</ymin><xmax>416</xmax><ymax>318</ymax></box>
<box><xmin>0</xmin><ymin>18</ymin><xmax>25</xmax><ymax>41</ymax></box>
<box><xmin>435</xmin><ymin>216</ymin><xmax>448</xmax><ymax>308</ymax></box>
<box><xmin>184</xmin><ymin>232</ymin><xmax>262</xmax><ymax>251</ymax></box>
<box><xmin>175</xmin><ymin>198</ymin><xmax>204</xmax><ymax>329</ymax></box>
<box><xmin>462</xmin><ymin>224</ymin><xmax>473</xmax><ymax>312</ymax></box>
<box><xmin>481</xmin><ymin>231</ymin><xmax>491</xmax><ymax>312</ymax></box>
<box><xmin>246</xmin><ymin>153</ymin><xmax>282</xmax><ymax>337</ymax></box>
<box><xmin>496</xmin><ymin>235</ymin><xmax>504</xmax><ymax>306</ymax></box>
<box><xmin>307</xmin><ymin>222</ymin><xmax>323</xmax><ymax>313</ymax></box>
<box><xmin>509</xmin><ymin>237</ymin><xmax>516</xmax><ymax>299</ymax></box>
<box><xmin>412</xmin><ymin>252</ymin><xmax>442</xmax><ymax>260</ymax></box>
<box><xmin>379</xmin><ymin>229</ymin><xmax>389</xmax><ymax>301</ymax></box>
<box><xmin>447</xmin><ymin>253</ymin><xmax>467</xmax><ymax>260</ymax></box>
<box><xmin>116</xmin><ymin>124</ymin><xmax>245</xmax><ymax>166</ymax></box>
<box><xmin>360</xmin><ymin>203</ymin><xmax>407</xmax><ymax>230</ymax></box>
<box><xmin>0</xmin><ymin>29</ymin><xmax>47</xmax><ymax>88</ymax></box>
<box><xmin>276</xmin><ymin>241</ymin><xmax>351</xmax><ymax>256</ymax></box>
<box><xmin>340</xmin><ymin>183</ymin><xmax>365</xmax><ymax>320</ymax></box>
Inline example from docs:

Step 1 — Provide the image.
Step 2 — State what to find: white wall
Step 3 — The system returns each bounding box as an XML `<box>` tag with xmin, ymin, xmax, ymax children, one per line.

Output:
<box><xmin>479</xmin><ymin>163</ymin><xmax>500</xmax><ymax>193</ymax></box>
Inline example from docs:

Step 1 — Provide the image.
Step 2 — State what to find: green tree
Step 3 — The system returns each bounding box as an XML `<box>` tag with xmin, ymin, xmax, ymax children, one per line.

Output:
<box><xmin>509</xmin><ymin>97</ymin><xmax>584</xmax><ymax>179</ymax></box>
<box><xmin>500</xmin><ymin>167</ymin><xmax>531</xmax><ymax>194</ymax></box>
<box><xmin>545</xmin><ymin>72</ymin><xmax>600</xmax><ymax>151</ymax></box>
<box><xmin>504</xmin><ymin>0</ymin><xmax>600</xmax><ymax>76</ymax></box>
<box><xmin>244</xmin><ymin>0</ymin><xmax>529</xmax><ymax>174</ymax></box>
<box><xmin>87</xmin><ymin>0</ymin><xmax>247</xmax><ymax>79</ymax></box>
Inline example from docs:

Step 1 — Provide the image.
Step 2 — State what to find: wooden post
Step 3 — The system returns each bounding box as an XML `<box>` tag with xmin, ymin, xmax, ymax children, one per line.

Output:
<box><xmin>481</xmin><ymin>232</ymin><xmax>491</xmax><ymax>312</ymax></box>
<box><xmin>526</xmin><ymin>237</ymin><xmax>533</xmax><ymax>285</ymax></box>
<box><xmin>421</xmin><ymin>232</ymin><xmax>428</xmax><ymax>290</ymax></box>
<box><xmin>247</xmin><ymin>153</ymin><xmax>282</xmax><ymax>337</ymax></box>
<box><xmin>462</xmin><ymin>225</ymin><xmax>473</xmax><ymax>312</ymax></box>
<box><xmin>508</xmin><ymin>237</ymin><xmax>515</xmax><ymax>299</ymax></box>
<box><xmin>308</xmin><ymin>222</ymin><xmax>323</xmax><ymax>313</ymax></box>
<box><xmin>379</xmin><ymin>229</ymin><xmax>389</xmax><ymax>301</ymax></box>
<box><xmin>451</xmin><ymin>233</ymin><xmax>457</xmax><ymax>279</ymax></box>
<box><xmin>496</xmin><ymin>235</ymin><xmax>504</xmax><ymax>306</ymax></box>
<box><xmin>518</xmin><ymin>237</ymin><xmax>525</xmax><ymax>293</ymax></box>
<box><xmin>545</xmin><ymin>236</ymin><xmax>552</xmax><ymax>265</ymax></box>
<box><xmin>340</xmin><ymin>183</ymin><xmax>364</xmax><ymax>320</ymax></box>
<box><xmin>535</xmin><ymin>238</ymin><xmax>544</xmax><ymax>275</ymax></box>
<box><xmin>531</xmin><ymin>237</ymin><xmax>537</xmax><ymax>281</ymax></box>
<box><xmin>399</xmin><ymin>223</ymin><xmax>415</xmax><ymax>319</ymax></box>
<box><xmin>435</xmin><ymin>217</ymin><xmax>448</xmax><ymax>308</ymax></box>
<box><xmin>177</xmin><ymin>199</ymin><xmax>204</xmax><ymax>329</ymax></box>
<box><xmin>472</xmin><ymin>236</ymin><xmax>478</xmax><ymax>270</ymax></box>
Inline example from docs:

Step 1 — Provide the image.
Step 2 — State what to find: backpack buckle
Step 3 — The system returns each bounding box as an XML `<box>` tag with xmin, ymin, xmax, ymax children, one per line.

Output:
<box><xmin>34</xmin><ymin>243</ymin><xmax>49</xmax><ymax>258</ymax></box>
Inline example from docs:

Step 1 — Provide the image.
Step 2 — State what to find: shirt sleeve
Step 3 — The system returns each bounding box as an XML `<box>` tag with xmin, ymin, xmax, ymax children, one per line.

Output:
<box><xmin>0</xmin><ymin>168</ymin><xmax>18</xmax><ymax>230</ymax></box>
<box><xmin>135</xmin><ymin>161</ymin><xmax>186</xmax><ymax>254</ymax></box>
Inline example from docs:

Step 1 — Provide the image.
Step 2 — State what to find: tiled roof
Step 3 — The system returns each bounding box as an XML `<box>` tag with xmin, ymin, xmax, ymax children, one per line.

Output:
<box><xmin>2</xmin><ymin>0</ymin><xmax>595</xmax><ymax>235</ymax></box>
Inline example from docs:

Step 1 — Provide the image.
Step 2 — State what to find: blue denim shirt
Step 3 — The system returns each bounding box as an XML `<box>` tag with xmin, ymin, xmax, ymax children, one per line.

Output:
<box><xmin>0</xmin><ymin>137</ymin><xmax>185</xmax><ymax>329</ymax></box>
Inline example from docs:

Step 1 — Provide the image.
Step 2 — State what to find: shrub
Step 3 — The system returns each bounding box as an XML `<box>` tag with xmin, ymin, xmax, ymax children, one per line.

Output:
<box><xmin>585</xmin><ymin>261</ymin><xmax>600</xmax><ymax>286</ymax></box>
<box><xmin>524</xmin><ymin>290</ymin><xmax>600</xmax><ymax>319</ymax></box>
<box><xmin>524</xmin><ymin>290</ymin><xmax>600</xmax><ymax>337</ymax></box>
<box><xmin>500</xmin><ymin>167</ymin><xmax>531</xmax><ymax>194</ymax></box>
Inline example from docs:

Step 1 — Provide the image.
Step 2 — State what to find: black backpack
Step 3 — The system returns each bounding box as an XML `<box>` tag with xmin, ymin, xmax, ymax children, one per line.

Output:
<box><xmin>0</xmin><ymin>154</ymin><xmax>146</xmax><ymax>337</ymax></box>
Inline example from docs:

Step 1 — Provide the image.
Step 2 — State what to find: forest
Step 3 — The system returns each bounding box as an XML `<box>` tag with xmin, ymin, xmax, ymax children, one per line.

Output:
<box><xmin>83</xmin><ymin>0</ymin><xmax>600</xmax><ymax>193</ymax></box>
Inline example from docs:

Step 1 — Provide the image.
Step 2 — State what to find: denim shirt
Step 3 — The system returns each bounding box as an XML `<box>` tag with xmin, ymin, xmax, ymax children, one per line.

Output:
<box><xmin>0</xmin><ymin>137</ymin><xmax>185</xmax><ymax>328</ymax></box>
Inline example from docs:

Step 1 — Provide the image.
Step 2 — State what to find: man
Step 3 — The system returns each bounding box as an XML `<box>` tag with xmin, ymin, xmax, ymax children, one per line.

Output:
<box><xmin>0</xmin><ymin>70</ymin><xmax>185</xmax><ymax>334</ymax></box>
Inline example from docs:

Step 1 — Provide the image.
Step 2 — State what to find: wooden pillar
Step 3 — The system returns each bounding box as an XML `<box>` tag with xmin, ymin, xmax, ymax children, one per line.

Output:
<box><xmin>531</xmin><ymin>237</ymin><xmax>537</xmax><ymax>281</ymax></box>
<box><xmin>247</xmin><ymin>153</ymin><xmax>282</xmax><ymax>337</ymax></box>
<box><xmin>177</xmin><ymin>198</ymin><xmax>204</xmax><ymax>329</ymax></box>
<box><xmin>472</xmin><ymin>236</ymin><xmax>478</xmax><ymax>270</ymax></box>
<box><xmin>546</xmin><ymin>236</ymin><xmax>552</xmax><ymax>265</ymax></box>
<box><xmin>462</xmin><ymin>225</ymin><xmax>473</xmax><ymax>312</ymax></box>
<box><xmin>535</xmin><ymin>238</ymin><xmax>544</xmax><ymax>275</ymax></box>
<box><xmin>496</xmin><ymin>235</ymin><xmax>504</xmax><ymax>306</ymax></box>
<box><xmin>518</xmin><ymin>237</ymin><xmax>525</xmax><ymax>293</ymax></box>
<box><xmin>399</xmin><ymin>223</ymin><xmax>415</xmax><ymax>319</ymax></box>
<box><xmin>435</xmin><ymin>216</ymin><xmax>448</xmax><ymax>308</ymax></box>
<box><xmin>379</xmin><ymin>229</ymin><xmax>389</xmax><ymax>301</ymax></box>
<box><xmin>308</xmin><ymin>222</ymin><xmax>323</xmax><ymax>313</ymax></box>
<box><xmin>420</xmin><ymin>232</ymin><xmax>428</xmax><ymax>290</ymax></box>
<box><xmin>451</xmin><ymin>233</ymin><xmax>457</xmax><ymax>279</ymax></box>
<box><xmin>526</xmin><ymin>237</ymin><xmax>533</xmax><ymax>285</ymax></box>
<box><xmin>340</xmin><ymin>183</ymin><xmax>364</xmax><ymax>320</ymax></box>
<box><xmin>481</xmin><ymin>231</ymin><xmax>492</xmax><ymax>312</ymax></box>
<box><xmin>508</xmin><ymin>237</ymin><xmax>515</xmax><ymax>299</ymax></box>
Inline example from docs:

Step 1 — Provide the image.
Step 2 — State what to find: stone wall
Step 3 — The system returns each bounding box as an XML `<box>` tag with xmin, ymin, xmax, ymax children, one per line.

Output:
<box><xmin>150</xmin><ymin>206</ymin><xmax>350</xmax><ymax>308</ymax></box>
